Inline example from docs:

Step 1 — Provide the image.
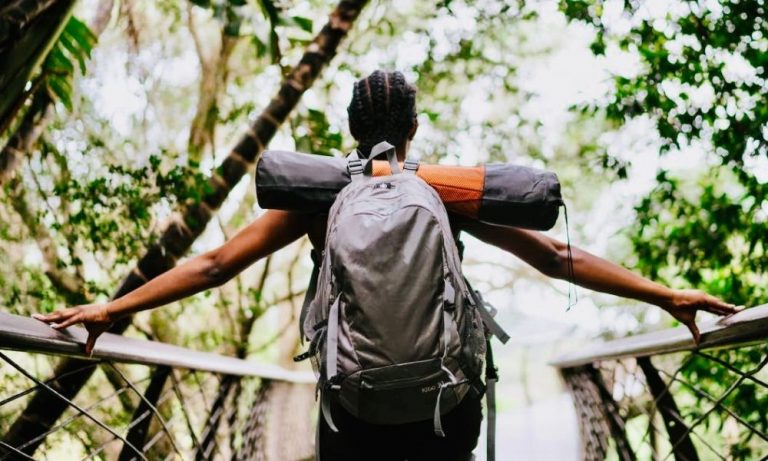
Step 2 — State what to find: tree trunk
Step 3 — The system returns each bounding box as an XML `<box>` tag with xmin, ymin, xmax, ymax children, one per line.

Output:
<box><xmin>1</xmin><ymin>1</ymin><xmax>368</xmax><ymax>457</ymax></box>
<box><xmin>0</xmin><ymin>89</ymin><xmax>52</xmax><ymax>185</ymax></box>
<box><xmin>0</xmin><ymin>0</ymin><xmax>115</xmax><ymax>299</ymax></box>
<box><xmin>186</xmin><ymin>8</ymin><xmax>239</xmax><ymax>165</ymax></box>
<box><xmin>0</xmin><ymin>0</ymin><xmax>114</xmax><ymax>184</ymax></box>
<box><xmin>0</xmin><ymin>0</ymin><xmax>59</xmax><ymax>51</ymax></box>
<box><xmin>0</xmin><ymin>0</ymin><xmax>76</xmax><ymax>133</ymax></box>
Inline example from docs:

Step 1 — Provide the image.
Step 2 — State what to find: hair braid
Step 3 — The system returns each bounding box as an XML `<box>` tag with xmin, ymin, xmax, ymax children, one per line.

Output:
<box><xmin>348</xmin><ymin>70</ymin><xmax>417</xmax><ymax>158</ymax></box>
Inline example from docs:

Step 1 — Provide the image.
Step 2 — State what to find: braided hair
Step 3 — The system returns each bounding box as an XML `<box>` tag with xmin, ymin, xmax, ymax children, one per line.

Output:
<box><xmin>347</xmin><ymin>70</ymin><xmax>417</xmax><ymax>158</ymax></box>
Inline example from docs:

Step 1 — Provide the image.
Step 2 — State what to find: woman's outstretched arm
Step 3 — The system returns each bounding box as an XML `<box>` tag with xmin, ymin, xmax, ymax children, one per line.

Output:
<box><xmin>461</xmin><ymin>220</ymin><xmax>740</xmax><ymax>343</ymax></box>
<box><xmin>33</xmin><ymin>210</ymin><xmax>310</xmax><ymax>354</ymax></box>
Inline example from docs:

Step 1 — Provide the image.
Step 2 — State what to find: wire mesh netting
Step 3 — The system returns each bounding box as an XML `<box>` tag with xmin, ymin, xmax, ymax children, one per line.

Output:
<box><xmin>0</xmin><ymin>351</ymin><xmax>315</xmax><ymax>461</ymax></box>
<box><xmin>560</xmin><ymin>343</ymin><xmax>768</xmax><ymax>461</ymax></box>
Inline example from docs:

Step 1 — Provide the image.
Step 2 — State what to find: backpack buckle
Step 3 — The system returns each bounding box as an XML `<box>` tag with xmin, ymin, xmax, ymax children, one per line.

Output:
<box><xmin>403</xmin><ymin>158</ymin><xmax>420</xmax><ymax>173</ymax></box>
<box><xmin>293</xmin><ymin>351</ymin><xmax>312</xmax><ymax>362</ymax></box>
<box><xmin>326</xmin><ymin>375</ymin><xmax>343</xmax><ymax>391</ymax></box>
<box><xmin>348</xmin><ymin>159</ymin><xmax>363</xmax><ymax>176</ymax></box>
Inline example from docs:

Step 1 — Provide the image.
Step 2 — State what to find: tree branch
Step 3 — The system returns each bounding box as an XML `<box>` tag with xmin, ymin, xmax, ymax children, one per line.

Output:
<box><xmin>7</xmin><ymin>174</ymin><xmax>87</xmax><ymax>305</ymax></box>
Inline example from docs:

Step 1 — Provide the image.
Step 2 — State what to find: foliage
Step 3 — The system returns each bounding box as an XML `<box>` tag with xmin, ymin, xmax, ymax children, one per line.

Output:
<box><xmin>561</xmin><ymin>1</ymin><xmax>768</xmax><ymax>457</ymax></box>
<box><xmin>561</xmin><ymin>0</ymin><xmax>768</xmax><ymax>161</ymax></box>
<box><xmin>42</xmin><ymin>16</ymin><xmax>97</xmax><ymax>111</ymax></box>
<box><xmin>560</xmin><ymin>0</ymin><xmax>768</xmax><ymax>304</ymax></box>
<box><xmin>633</xmin><ymin>168</ymin><xmax>767</xmax><ymax>306</ymax></box>
<box><xmin>184</xmin><ymin>0</ymin><xmax>315</xmax><ymax>62</ymax></box>
<box><xmin>51</xmin><ymin>151</ymin><xmax>211</xmax><ymax>262</ymax></box>
<box><xmin>291</xmin><ymin>108</ymin><xmax>343</xmax><ymax>156</ymax></box>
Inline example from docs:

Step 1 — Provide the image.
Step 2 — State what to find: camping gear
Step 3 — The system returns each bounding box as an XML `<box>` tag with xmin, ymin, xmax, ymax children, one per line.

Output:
<box><xmin>256</xmin><ymin>148</ymin><xmax>563</xmax><ymax>230</ymax></box>
<box><xmin>292</xmin><ymin>142</ymin><xmax>510</xmax><ymax>461</ymax></box>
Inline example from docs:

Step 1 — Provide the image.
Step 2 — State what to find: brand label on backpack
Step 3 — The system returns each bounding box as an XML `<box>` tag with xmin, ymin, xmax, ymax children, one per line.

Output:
<box><xmin>421</xmin><ymin>383</ymin><xmax>442</xmax><ymax>393</ymax></box>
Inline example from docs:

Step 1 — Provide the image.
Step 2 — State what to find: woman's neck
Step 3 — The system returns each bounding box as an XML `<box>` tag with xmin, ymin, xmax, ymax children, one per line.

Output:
<box><xmin>395</xmin><ymin>140</ymin><xmax>410</xmax><ymax>161</ymax></box>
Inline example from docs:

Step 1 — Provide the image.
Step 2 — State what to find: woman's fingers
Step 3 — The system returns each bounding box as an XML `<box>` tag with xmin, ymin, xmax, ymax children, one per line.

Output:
<box><xmin>33</xmin><ymin>307</ymin><xmax>87</xmax><ymax>330</ymax></box>
<box><xmin>700</xmin><ymin>304</ymin><xmax>730</xmax><ymax>316</ymax></box>
<box><xmin>700</xmin><ymin>298</ymin><xmax>741</xmax><ymax>316</ymax></box>
<box><xmin>33</xmin><ymin>309</ymin><xmax>76</xmax><ymax>328</ymax></box>
<box><xmin>50</xmin><ymin>312</ymin><xmax>84</xmax><ymax>330</ymax></box>
<box><xmin>684</xmin><ymin>320</ymin><xmax>701</xmax><ymax>346</ymax></box>
<box><xmin>32</xmin><ymin>309</ymin><xmax>71</xmax><ymax>323</ymax></box>
<box><xmin>684</xmin><ymin>298</ymin><xmax>745</xmax><ymax>344</ymax></box>
<box><xmin>85</xmin><ymin>332</ymin><xmax>98</xmax><ymax>356</ymax></box>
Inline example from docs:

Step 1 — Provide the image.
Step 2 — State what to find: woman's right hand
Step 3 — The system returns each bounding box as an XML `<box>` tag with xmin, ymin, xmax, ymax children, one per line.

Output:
<box><xmin>33</xmin><ymin>304</ymin><xmax>115</xmax><ymax>356</ymax></box>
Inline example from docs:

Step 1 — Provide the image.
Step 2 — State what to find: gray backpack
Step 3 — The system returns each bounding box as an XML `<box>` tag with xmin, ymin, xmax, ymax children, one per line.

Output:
<box><xmin>296</xmin><ymin>142</ymin><xmax>509</xmax><ymax>459</ymax></box>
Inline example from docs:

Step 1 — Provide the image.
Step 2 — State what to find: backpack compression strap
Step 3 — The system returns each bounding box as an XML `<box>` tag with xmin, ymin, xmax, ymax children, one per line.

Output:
<box><xmin>463</xmin><ymin>277</ymin><xmax>508</xmax><ymax>461</ymax></box>
<box><xmin>320</xmin><ymin>294</ymin><xmax>342</xmax><ymax>433</ymax></box>
<box><xmin>298</xmin><ymin>249</ymin><xmax>321</xmax><ymax>344</ymax></box>
<box><xmin>403</xmin><ymin>158</ymin><xmax>419</xmax><ymax>174</ymax></box>
<box><xmin>348</xmin><ymin>141</ymin><xmax>422</xmax><ymax>182</ymax></box>
<box><xmin>485</xmin><ymin>338</ymin><xmax>499</xmax><ymax>461</ymax></box>
<box><xmin>433</xmin><ymin>280</ymin><xmax>462</xmax><ymax>437</ymax></box>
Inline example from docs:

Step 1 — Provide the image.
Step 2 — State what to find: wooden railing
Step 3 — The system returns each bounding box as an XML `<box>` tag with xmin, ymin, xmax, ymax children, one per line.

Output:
<box><xmin>0</xmin><ymin>311</ymin><xmax>315</xmax><ymax>460</ymax></box>
<box><xmin>551</xmin><ymin>304</ymin><xmax>768</xmax><ymax>461</ymax></box>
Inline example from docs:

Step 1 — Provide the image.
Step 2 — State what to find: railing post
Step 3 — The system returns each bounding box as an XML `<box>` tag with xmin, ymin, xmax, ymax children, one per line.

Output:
<box><xmin>235</xmin><ymin>380</ymin><xmax>272</xmax><ymax>461</ymax></box>
<box><xmin>195</xmin><ymin>374</ymin><xmax>237</xmax><ymax>461</ymax></box>
<box><xmin>562</xmin><ymin>365</ymin><xmax>609</xmax><ymax>461</ymax></box>
<box><xmin>118</xmin><ymin>366</ymin><xmax>171</xmax><ymax>461</ymax></box>
<box><xmin>637</xmin><ymin>357</ymin><xmax>699</xmax><ymax>461</ymax></box>
<box><xmin>586</xmin><ymin>366</ymin><xmax>636</xmax><ymax>461</ymax></box>
<box><xmin>561</xmin><ymin>365</ymin><xmax>635</xmax><ymax>461</ymax></box>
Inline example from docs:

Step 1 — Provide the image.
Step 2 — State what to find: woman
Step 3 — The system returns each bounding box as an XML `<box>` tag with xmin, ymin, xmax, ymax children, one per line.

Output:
<box><xmin>35</xmin><ymin>70</ymin><xmax>739</xmax><ymax>460</ymax></box>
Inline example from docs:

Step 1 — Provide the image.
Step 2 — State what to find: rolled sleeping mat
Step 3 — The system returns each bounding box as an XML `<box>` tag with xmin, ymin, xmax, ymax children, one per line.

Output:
<box><xmin>256</xmin><ymin>150</ymin><xmax>563</xmax><ymax>230</ymax></box>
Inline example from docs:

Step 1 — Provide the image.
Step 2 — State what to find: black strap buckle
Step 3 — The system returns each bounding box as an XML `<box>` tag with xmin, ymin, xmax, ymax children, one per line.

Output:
<box><xmin>348</xmin><ymin>159</ymin><xmax>363</xmax><ymax>176</ymax></box>
<box><xmin>293</xmin><ymin>351</ymin><xmax>312</xmax><ymax>362</ymax></box>
<box><xmin>325</xmin><ymin>375</ymin><xmax>343</xmax><ymax>391</ymax></box>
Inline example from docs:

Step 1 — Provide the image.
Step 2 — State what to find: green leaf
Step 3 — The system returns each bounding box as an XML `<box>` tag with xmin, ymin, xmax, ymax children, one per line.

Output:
<box><xmin>257</xmin><ymin>0</ymin><xmax>279</xmax><ymax>23</ymax></box>
<box><xmin>251</xmin><ymin>35</ymin><xmax>269</xmax><ymax>58</ymax></box>
<box><xmin>58</xmin><ymin>30</ymin><xmax>87</xmax><ymax>74</ymax></box>
<box><xmin>292</xmin><ymin>16</ymin><xmax>313</xmax><ymax>33</ymax></box>
<box><xmin>44</xmin><ymin>47</ymin><xmax>75</xmax><ymax>75</ymax></box>
<box><xmin>47</xmin><ymin>75</ymin><xmax>73</xmax><ymax>110</ymax></box>
<box><xmin>224</xmin><ymin>7</ymin><xmax>243</xmax><ymax>36</ymax></box>
<box><xmin>65</xmin><ymin>17</ymin><xmax>97</xmax><ymax>54</ymax></box>
<box><xmin>256</xmin><ymin>0</ymin><xmax>281</xmax><ymax>63</ymax></box>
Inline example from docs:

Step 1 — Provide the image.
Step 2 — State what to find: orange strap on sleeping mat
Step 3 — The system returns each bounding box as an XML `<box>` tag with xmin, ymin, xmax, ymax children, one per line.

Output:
<box><xmin>372</xmin><ymin>161</ymin><xmax>485</xmax><ymax>218</ymax></box>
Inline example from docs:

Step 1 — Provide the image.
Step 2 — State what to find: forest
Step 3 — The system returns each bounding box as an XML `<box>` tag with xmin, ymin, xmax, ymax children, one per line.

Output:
<box><xmin>0</xmin><ymin>0</ymin><xmax>766</xmax><ymax>459</ymax></box>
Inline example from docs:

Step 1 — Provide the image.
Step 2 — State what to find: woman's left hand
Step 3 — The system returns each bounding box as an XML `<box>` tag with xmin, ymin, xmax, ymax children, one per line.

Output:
<box><xmin>659</xmin><ymin>289</ymin><xmax>741</xmax><ymax>344</ymax></box>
